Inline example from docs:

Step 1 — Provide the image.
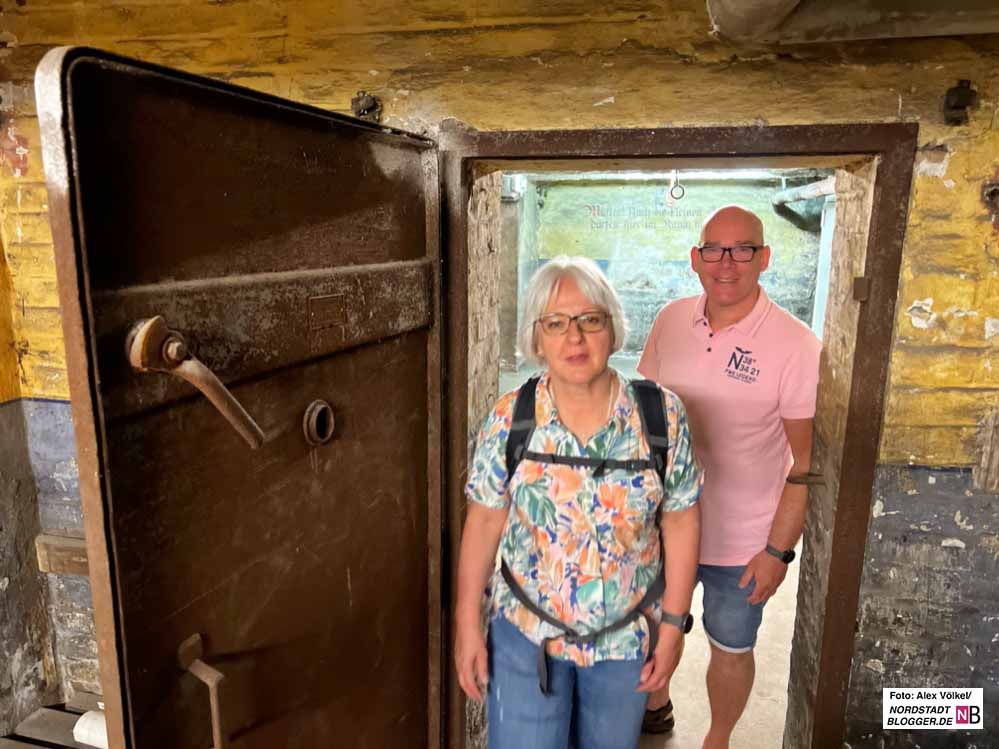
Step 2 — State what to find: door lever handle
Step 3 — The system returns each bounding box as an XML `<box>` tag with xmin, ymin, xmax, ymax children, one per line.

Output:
<box><xmin>178</xmin><ymin>634</ymin><xmax>227</xmax><ymax>749</ymax></box>
<box><xmin>126</xmin><ymin>316</ymin><xmax>265</xmax><ymax>449</ymax></box>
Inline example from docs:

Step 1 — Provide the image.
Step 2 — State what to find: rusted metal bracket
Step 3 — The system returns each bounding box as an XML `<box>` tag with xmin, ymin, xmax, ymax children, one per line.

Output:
<box><xmin>178</xmin><ymin>634</ymin><xmax>227</xmax><ymax>749</ymax></box>
<box><xmin>944</xmin><ymin>80</ymin><xmax>978</xmax><ymax>126</ymax></box>
<box><xmin>351</xmin><ymin>90</ymin><xmax>383</xmax><ymax>123</ymax></box>
<box><xmin>126</xmin><ymin>316</ymin><xmax>266</xmax><ymax>449</ymax></box>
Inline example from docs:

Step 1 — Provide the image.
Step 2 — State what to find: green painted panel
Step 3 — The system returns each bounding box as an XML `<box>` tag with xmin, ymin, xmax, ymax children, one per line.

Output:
<box><xmin>524</xmin><ymin>178</ymin><xmax>824</xmax><ymax>351</ymax></box>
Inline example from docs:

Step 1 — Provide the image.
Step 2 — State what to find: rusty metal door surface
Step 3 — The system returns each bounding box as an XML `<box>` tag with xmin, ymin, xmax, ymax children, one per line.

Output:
<box><xmin>36</xmin><ymin>48</ymin><xmax>442</xmax><ymax>749</ymax></box>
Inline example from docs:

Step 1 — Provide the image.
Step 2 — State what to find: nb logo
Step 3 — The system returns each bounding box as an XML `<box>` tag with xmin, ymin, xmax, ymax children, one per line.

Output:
<box><xmin>955</xmin><ymin>705</ymin><xmax>981</xmax><ymax>725</ymax></box>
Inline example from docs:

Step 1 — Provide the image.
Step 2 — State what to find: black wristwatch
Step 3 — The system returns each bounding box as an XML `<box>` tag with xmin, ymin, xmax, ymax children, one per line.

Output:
<box><xmin>660</xmin><ymin>611</ymin><xmax>694</xmax><ymax>634</ymax></box>
<box><xmin>765</xmin><ymin>544</ymin><xmax>796</xmax><ymax>564</ymax></box>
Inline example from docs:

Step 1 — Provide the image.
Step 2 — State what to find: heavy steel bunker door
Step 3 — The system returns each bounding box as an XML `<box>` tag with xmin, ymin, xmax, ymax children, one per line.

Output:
<box><xmin>36</xmin><ymin>48</ymin><xmax>442</xmax><ymax>749</ymax></box>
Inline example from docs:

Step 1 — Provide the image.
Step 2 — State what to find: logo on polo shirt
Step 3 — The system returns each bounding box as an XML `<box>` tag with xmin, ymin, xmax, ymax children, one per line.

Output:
<box><xmin>726</xmin><ymin>346</ymin><xmax>760</xmax><ymax>384</ymax></box>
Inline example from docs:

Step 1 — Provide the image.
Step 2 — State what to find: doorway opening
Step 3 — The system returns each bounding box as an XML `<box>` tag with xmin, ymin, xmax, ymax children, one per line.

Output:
<box><xmin>448</xmin><ymin>122</ymin><xmax>914</xmax><ymax>749</ymax></box>
<box><xmin>495</xmin><ymin>167</ymin><xmax>834</xmax><ymax>391</ymax></box>
<box><xmin>489</xmin><ymin>166</ymin><xmax>833</xmax><ymax>747</ymax></box>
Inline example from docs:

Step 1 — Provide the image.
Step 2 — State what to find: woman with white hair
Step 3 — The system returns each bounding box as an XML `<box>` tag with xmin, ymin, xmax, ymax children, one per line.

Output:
<box><xmin>455</xmin><ymin>256</ymin><xmax>702</xmax><ymax>748</ymax></box>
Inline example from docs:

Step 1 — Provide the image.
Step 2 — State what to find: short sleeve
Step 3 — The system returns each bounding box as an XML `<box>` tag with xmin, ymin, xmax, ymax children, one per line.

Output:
<box><xmin>465</xmin><ymin>391</ymin><xmax>518</xmax><ymax>509</ymax></box>
<box><xmin>661</xmin><ymin>390</ymin><xmax>703</xmax><ymax>513</ymax></box>
<box><xmin>637</xmin><ymin>307</ymin><xmax>664</xmax><ymax>381</ymax></box>
<box><xmin>778</xmin><ymin>332</ymin><xmax>822</xmax><ymax>420</ymax></box>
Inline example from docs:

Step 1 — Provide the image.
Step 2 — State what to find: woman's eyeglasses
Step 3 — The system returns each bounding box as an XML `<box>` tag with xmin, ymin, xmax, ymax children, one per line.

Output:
<box><xmin>696</xmin><ymin>244</ymin><xmax>762</xmax><ymax>263</ymax></box>
<box><xmin>535</xmin><ymin>310</ymin><xmax>611</xmax><ymax>336</ymax></box>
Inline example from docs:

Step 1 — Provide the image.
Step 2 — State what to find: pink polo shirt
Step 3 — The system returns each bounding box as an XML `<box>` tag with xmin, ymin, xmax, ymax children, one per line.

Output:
<box><xmin>638</xmin><ymin>289</ymin><xmax>821</xmax><ymax>566</ymax></box>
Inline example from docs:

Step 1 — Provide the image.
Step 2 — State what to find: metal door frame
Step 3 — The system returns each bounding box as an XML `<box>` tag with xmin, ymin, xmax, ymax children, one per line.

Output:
<box><xmin>440</xmin><ymin>120</ymin><xmax>918</xmax><ymax>749</ymax></box>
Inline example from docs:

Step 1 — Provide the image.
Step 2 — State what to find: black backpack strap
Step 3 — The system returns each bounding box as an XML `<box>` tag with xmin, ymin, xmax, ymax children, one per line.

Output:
<box><xmin>505</xmin><ymin>375</ymin><xmax>541</xmax><ymax>480</ymax></box>
<box><xmin>522</xmin><ymin>451</ymin><xmax>653</xmax><ymax>479</ymax></box>
<box><xmin>631</xmin><ymin>379</ymin><xmax>670</xmax><ymax>490</ymax></box>
<box><xmin>501</xmin><ymin>558</ymin><xmax>665</xmax><ymax>695</ymax></box>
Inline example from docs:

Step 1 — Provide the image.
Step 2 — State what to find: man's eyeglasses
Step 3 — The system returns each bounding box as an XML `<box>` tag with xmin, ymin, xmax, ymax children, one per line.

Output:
<box><xmin>536</xmin><ymin>310</ymin><xmax>611</xmax><ymax>336</ymax></box>
<box><xmin>696</xmin><ymin>244</ymin><xmax>762</xmax><ymax>263</ymax></box>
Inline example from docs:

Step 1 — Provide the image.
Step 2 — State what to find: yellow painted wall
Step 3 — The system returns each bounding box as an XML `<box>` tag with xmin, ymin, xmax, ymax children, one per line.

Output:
<box><xmin>0</xmin><ymin>1</ymin><xmax>997</xmax><ymax>463</ymax></box>
<box><xmin>1</xmin><ymin>108</ymin><xmax>63</xmax><ymax>401</ymax></box>
<box><xmin>0</xmin><ymin>238</ymin><xmax>21</xmax><ymax>405</ymax></box>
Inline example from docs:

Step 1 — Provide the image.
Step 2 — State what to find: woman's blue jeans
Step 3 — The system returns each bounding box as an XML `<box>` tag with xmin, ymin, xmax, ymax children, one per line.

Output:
<box><xmin>487</xmin><ymin>616</ymin><xmax>647</xmax><ymax>749</ymax></box>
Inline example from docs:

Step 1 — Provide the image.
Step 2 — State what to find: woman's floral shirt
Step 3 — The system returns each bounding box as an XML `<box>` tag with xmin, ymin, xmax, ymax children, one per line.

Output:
<box><xmin>466</xmin><ymin>369</ymin><xmax>703</xmax><ymax>666</ymax></box>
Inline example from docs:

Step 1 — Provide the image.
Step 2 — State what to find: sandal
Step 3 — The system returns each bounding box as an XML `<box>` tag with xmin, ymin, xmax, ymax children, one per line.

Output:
<box><xmin>642</xmin><ymin>699</ymin><xmax>675</xmax><ymax>734</ymax></box>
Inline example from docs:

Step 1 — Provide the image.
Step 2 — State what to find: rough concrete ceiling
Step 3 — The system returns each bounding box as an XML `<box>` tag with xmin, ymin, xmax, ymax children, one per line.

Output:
<box><xmin>708</xmin><ymin>0</ymin><xmax>999</xmax><ymax>43</ymax></box>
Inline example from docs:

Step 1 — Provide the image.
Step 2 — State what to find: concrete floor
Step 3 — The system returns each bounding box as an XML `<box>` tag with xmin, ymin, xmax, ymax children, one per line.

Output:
<box><xmin>640</xmin><ymin>550</ymin><xmax>800</xmax><ymax>749</ymax></box>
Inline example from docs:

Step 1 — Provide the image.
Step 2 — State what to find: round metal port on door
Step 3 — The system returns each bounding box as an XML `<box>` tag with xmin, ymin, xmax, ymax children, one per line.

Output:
<box><xmin>303</xmin><ymin>400</ymin><xmax>336</xmax><ymax>446</ymax></box>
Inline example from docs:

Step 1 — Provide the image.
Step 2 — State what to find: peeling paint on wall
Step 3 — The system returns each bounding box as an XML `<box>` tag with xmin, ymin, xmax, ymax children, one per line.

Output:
<box><xmin>981</xmin><ymin>534</ymin><xmax>999</xmax><ymax>559</ymax></box>
<box><xmin>942</xmin><ymin>305</ymin><xmax>977</xmax><ymax>319</ymax></box>
<box><xmin>914</xmin><ymin>147</ymin><xmax>952</xmax><ymax>178</ymax></box>
<box><xmin>863</xmin><ymin>658</ymin><xmax>885</xmax><ymax>674</ymax></box>
<box><xmin>0</xmin><ymin>127</ymin><xmax>29</xmax><ymax>178</ymax></box>
<box><xmin>872</xmin><ymin>498</ymin><xmax>899</xmax><ymax>518</ymax></box>
<box><xmin>906</xmin><ymin>297</ymin><xmax>937</xmax><ymax>329</ymax></box>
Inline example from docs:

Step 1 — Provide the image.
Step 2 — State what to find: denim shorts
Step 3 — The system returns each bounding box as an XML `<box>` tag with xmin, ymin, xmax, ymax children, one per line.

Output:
<box><xmin>697</xmin><ymin>564</ymin><xmax>766</xmax><ymax>654</ymax></box>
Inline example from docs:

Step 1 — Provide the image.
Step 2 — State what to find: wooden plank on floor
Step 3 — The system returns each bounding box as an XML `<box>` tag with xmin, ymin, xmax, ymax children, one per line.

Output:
<box><xmin>64</xmin><ymin>692</ymin><xmax>102</xmax><ymax>715</ymax></box>
<box><xmin>14</xmin><ymin>708</ymin><xmax>90</xmax><ymax>749</ymax></box>
<box><xmin>34</xmin><ymin>534</ymin><xmax>89</xmax><ymax>576</ymax></box>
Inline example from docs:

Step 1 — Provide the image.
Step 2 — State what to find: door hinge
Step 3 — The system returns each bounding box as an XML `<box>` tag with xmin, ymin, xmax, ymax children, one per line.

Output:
<box><xmin>853</xmin><ymin>276</ymin><xmax>870</xmax><ymax>302</ymax></box>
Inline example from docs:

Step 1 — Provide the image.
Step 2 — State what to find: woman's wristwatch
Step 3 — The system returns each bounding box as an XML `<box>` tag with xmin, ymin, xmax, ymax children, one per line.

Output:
<box><xmin>660</xmin><ymin>611</ymin><xmax>694</xmax><ymax>634</ymax></box>
<box><xmin>765</xmin><ymin>544</ymin><xmax>796</xmax><ymax>564</ymax></box>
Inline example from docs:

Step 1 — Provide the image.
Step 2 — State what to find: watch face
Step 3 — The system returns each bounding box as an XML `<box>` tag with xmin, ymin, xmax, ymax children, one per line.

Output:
<box><xmin>683</xmin><ymin>614</ymin><xmax>694</xmax><ymax>634</ymax></box>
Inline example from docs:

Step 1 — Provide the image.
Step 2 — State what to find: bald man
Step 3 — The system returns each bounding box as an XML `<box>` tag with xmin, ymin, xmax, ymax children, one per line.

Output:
<box><xmin>638</xmin><ymin>206</ymin><xmax>821</xmax><ymax>748</ymax></box>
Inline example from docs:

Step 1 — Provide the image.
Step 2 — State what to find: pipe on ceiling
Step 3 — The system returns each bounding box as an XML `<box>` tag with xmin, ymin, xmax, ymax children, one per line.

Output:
<box><xmin>772</xmin><ymin>176</ymin><xmax>836</xmax><ymax>206</ymax></box>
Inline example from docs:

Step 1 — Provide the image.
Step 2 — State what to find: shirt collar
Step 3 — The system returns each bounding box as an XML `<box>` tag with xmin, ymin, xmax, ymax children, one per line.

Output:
<box><xmin>691</xmin><ymin>286</ymin><xmax>772</xmax><ymax>337</ymax></box>
<box><xmin>536</xmin><ymin>369</ymin><xmax>632</xmax><ymax>429</ymax></box>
